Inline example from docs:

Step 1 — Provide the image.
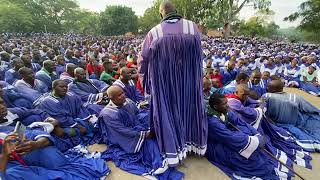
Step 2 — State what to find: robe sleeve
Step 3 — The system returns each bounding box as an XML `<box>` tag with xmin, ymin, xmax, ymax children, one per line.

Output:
<box><xmin>137</xmin><ymin>32</ymin><xmax>153</xmax><ymax>88</ymax></box>
<box><xmin>228</xmin><ymin>98</ymin><xmax>263</xmax><ymax>129</ymax></box>
<box><xmin>68</xmin><ymin>83</ymin><xmax>103</xmax><ymax>105</ymax></box>
<box><xmin>99</xmin><ymin>113</ymin><xmax>149</xmax><ymax>154</ymax></box>
<box><xmin>36</xmin><ymin>98</ymin><xmax>78</xmax><ymax>128</ymax></box>
<box><xmin>208</xmin><ymin>116</ymin><xmax>262</xmax><ymax>159</ymax></box>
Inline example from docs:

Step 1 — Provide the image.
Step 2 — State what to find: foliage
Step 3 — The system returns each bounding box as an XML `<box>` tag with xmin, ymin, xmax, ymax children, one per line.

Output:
<box><xmin>0</xmin><ymin>1</ymin><xmax>34</xmax><ymax>32</ymax></box>
<box><xmin>284</xmin><ymin>0</ymin><xmax>320</xmax><ymax>33</ymax></box>
<box><xmin>100</xmin><ymin>5</ymin><xmax>138</xmax><ymax>36</ymax></box>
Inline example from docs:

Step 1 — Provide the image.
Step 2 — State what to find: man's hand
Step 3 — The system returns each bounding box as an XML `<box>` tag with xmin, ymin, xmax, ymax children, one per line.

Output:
<box><xmin>2</xmin><ymin>133</ymin><xmax>19</xmax><ymax>157</ymax></box>
<box><xmin>15</xmin><ymin>140</ymin><xmax>38</xmax><ymax>156</ymax></box>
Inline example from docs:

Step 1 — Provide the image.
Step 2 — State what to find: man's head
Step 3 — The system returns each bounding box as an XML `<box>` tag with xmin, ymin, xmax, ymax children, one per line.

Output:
<box><xmin>209</xmin><ymin>93</ymin><xmax>229</xmax><ymax>114</ymax></box>
<box><xmin>262</xmin><ymin>71</ymin><xmax>270</xmax><ymax>81</ymax></box>
<box><xmin>74</xmin><ymin>67</ymin><xmax>87</xmax><ymax>82</ymax></box>
<box><xmin>203</xmin><ymin>77</ymin><xmax>212</xmax><ymax>92</ymax></box>
<box><xmin>18</xmin><ymin>67</ymin><xmax>35</xmax><ymax>84</ymax></box>
<box><xmin>13</xmin><ymin>48</ymin><xmax>20</xmax><ymax>57</ymax></box>
<box><xmin>52</xmin><ymin>80</ymin><xmax>68</xmax><ymax>98</ymax></box>
<box><xmin>74</xmin><ymin>50</ymin><xmax>81</xmax><ymax>58</ymax></box>
<box><xmin>47</xmin><ymin>49</ymin><xmax>55</xmax><ymax>60</ymax></box>
<box><xmin>291</xmin><ymin>58</ymin><xmax>298</xmax><ymax>67</ymax></box>
<box><xmin>56</xmin><ymin>55</ymin><xmax>65</xmax><ymax>65</ymax></box>
<box><xmin>267</xmin><ymin>80</ymin><xmax>284</xmax><ymax>93</ymax></box>
<box><xmin>79</xmin><ymin>60</ymin><xmax>87</xmax><ymax>70</ymax></box>
<box><xmin>66</xmin><ymin>63</ymin><xmax>76</xmax><ymax>77</ymax></box>
<box><xmin>227</xmin><ymin>60</ymin><xmax>236</xmax><ymax>70</ymax></box>
<box><xmin>32</xmin><ymin>49</ymin><xmax>41</xmax><ymax>61</ymax></box>
<box><xmin>43</xmin><ymin>60</ymin><xmax>56</xmax><ymax>74</ymax></box>
<box><xmin>12</xmin><ymin>58</ymin><xmax>24</xmax><ymax>71</ymax></box>
<box><xmin>235</xmin><ymin>84</ymin><xmax>250</xmax><ymax>102</ymax></box>
<box><xmin>159</xmin><ymin>1</ymin><xmax>177</xmax><ymax>19</ymax></box>
<box><xmin>65</xmin><ymin>49</ymin><xmax>74</xmax><ymax>58</ymax></box>
<box><xmin>107</xmin><ymin>86</ymin><xmax>126</xmax><ymax>106</ymax></box>
<box><xmin>251</xmin><ymin>70</ymin><xmax>262</xmax><ymax>85</ymax></box>
<box><xmin>21</xmin><ymin>54</ymin><xmax>32</xmax><ymax>66</ymax></box>
<box><xmin>0</xmin><ymin>52</ymin><xmax>10</xmax><ymax>62</ymax></box>
<box><xmin>308</xmin><ymin>65</ymin><xmax>316</xmax><ymax>74</ymax></box>
<box><xmin>119</xmin><ymin>67</ymin><xmax>132</xmax><ymax>82</ymax></box>
<box><xmin>103</xmin><ymin>61</ymin><xmax>113</xmax><ymax>72</ymax></box>
<box><xmin>235</xmin><ymin>73</ymin><xmax>249</xmax><ymax>84</ymax></box>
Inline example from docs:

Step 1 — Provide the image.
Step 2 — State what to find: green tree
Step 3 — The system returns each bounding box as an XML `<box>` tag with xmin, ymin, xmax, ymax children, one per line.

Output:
<box><xmin>100</xmin><ymin>5</ymin><xmax>138</xmax><ymax>36</ymax></box>
<box><xmin>284</xmin><ymin>0</ymin><xmax>320</xmax><ymax>42</ymax></box>
<box><xmin>0</xmin><ymin>1</ymin><xmax>34</xmax><ymax>32</ymax></box>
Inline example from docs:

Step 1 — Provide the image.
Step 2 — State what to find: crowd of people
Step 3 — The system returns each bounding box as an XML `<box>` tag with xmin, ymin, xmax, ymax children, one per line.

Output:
<box><xmin>0</xmin><ymin>2</ymin><xmax>320</xmax><ymax>179</ymax></box>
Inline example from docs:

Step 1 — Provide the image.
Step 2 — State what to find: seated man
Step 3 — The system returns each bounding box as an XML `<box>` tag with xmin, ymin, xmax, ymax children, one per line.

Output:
<box><xmin>68</xmin><ymin>68</ymin><xmax>109</xmax><ymax>115</ymax></box>
<box><xmin>0</xmin><ymin>83</ymin><xmax>33</xmax><ymax>108</ymax></box>
<box><xmin>220</xmin><ymin>73</ymin><xmax>249</xmax><ymax>95</ymax></box>
<box><xmin>5</xmin><ymin>58</ymin><xmax>24</xmax><ymax>85</ymax></box>
<box><xmin>221</xmin><ymin>60</ymin><xmax>237</xmax><ymax>85</ymax></box>
<box><xmin>35</xmin><ymin>60</ymin><xmax>58</xmax><ymax>91</ymax></box>
<box><xmin>206</xmin><ymin>93</ymin><xmax>311</xmax><ymax>179</ymax></box>
<box><xmin>0</xmin><ymin>119</ymin><xmax>109</xmax><ymax>179</ymax></box>
<box><xmin>21</xmin><ymin>54</ymin><xmax>41</xmax><ymax>73</ymax></box>
<box><xmin>35</xmin><ymin>80</ymin><xmax>97</xmax><ymax>152</ymax></box>
<box><xmin>14</xmin><ymin>67</ymin><xmax>48</xmax><ymax>103</ymax></box>
<box><xmin>247</xmin><ymin>70</ymin><xmax>267</xmax><ymax>97</ymax></box>
<box><xmin>60</xmin><ymin>63</ymin><xmax>76</xmax><ymax>85</ymax></box>
<box><xmin>113</xmin><ymin>67</ymin><xmax>144</xmax><ymax>104</ymax></box>
<box><xmin>263</xmin><ymin>80</ymin><xmax>320</xmax><ymax>152</ymax></box>
<box><xmin>55</xmin><ymin>55</ymin><xmax>66</xmax><ymax>76</ymax></box>
<box><xmin>203</xmin><ymin>77</ymin><xmax>215</xmax><ymax>117</ymax></box>
<box><xmin>98</xmin><ymin>86</ymin><xmax>183</xmax><ymax>179</ymax></box>
<box><xmin>100</xmin><ymin>61</ymin><xmax>117</xmax><ymax>85</ymax></box>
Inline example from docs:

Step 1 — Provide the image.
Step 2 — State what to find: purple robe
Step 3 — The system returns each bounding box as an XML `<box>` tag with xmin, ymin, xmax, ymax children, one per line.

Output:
<box><xmin>14</xmin><ymin>79</ymin><xmax>48</xmax><ymax>102</ymax></box>
<box><xmin>138</xmin><ymin>18</ymin><xmax>207</xmax><ymax>166</ymax></box>
<box><xmin>98</xmin><ymin>99</ymin><xmax>183</xmax><ymax>179</ymax></box>
<box><xmin>227</xmin><ymin>96</ymin><xmax>312</xmax><ymax>169</ymax></box>
<box><xmin>60</xmin><ymin>72</ymin><xmax>74</xmax><ymax>85</ymax></box>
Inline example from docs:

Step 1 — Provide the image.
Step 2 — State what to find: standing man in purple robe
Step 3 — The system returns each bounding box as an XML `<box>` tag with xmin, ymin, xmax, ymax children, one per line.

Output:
<box><xmin>138</xmin><ymin>1</ymin><xmax>207</xmax><ymax>166</ymax></box>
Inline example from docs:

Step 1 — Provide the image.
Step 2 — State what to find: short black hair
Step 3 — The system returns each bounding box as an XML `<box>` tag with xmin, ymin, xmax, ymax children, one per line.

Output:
<box><xmin>18</xmin><ymin>67</ymin><xmax>32</xmax><ymax>76</ymax></box>
<box><xmin>52</xmin><ymin>79</ymin><xmax>65</xmax><ymax>89</ymax></box>
<box><xmin>235</xmin><ymin>73</ymin><xmax>249</xmax><ymax>83</ymax></box>
<box><xmin>209</xmin><ymin>92</ymin><xmax>225</xmax><ymax>108</ymax></box>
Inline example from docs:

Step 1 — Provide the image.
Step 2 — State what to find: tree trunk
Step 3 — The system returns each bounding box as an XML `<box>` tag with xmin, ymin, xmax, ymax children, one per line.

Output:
<box><xmin>223</xmin><ymin>22</ymin><xmax>230</xmax><ymax>39</ymax></box>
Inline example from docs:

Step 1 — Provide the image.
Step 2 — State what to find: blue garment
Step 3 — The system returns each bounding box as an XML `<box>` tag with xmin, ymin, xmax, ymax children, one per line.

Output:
<box><xmin>56</xmin><ymin>64</ymin><xmax>65</xmax><ymax>76</ymax></box>
<box><xmin>207</xmin><ymin>111</ymin><xmax>291</xmax><ymax>179</ymax></box>
<box><xmin>247</xmin><ymin>80</ymin><xmax>267</xmax><ymax>97</ymax></box>
<box><xmin>14</xmin><ymin>79</ymin><xmax>48</xmax><ymax>102</ymax></box>
<box><xmin>99</xmin><ymin>99</ymin><xmax>183</xmax><ymax>179</ymax></box>
<box><xmin>4</xmin><ymin>69</ymin><xmax>21</xmax><ymax>85</ymax></box>
<box><xmin>65</xmin><ymin>56</ymin><xmax>79</xmax><ymax>65</ymax></box>
<box><xmin>113</xmin><ymin>79</ymin><xmax>144</xmax><ymax>104</ymax></box>
<box><xmin>2</xmin><ymin>84</ymin><xmax>33</xmax><ymax>108</ymax></box>
<box><xmin>35</xmin><ymin>92</ymin><xmax>91</xmax><ymax>127</ymax></box>
<box><xmin>35</xmin><ymin>92</ymin><xmax>96</xmax><ymax>152</ymax></box>
<box><xmin>0</xmin><ymin>61</ymin><xmax>10</xmax><ymax>81</ymax></box>
<box><xmin>8</xmin><ymin>107</ymin><xmax>49</xmax><ymax>126</ymax></box>
<box><xmin>68</xmin><ymin>79</ymin><xmax>108</xmax><ymax>115</ymax></box>
<box><xmin>31</xmin><ymin>63</ymin><xmax>41</xmax><ymax>73</ymax></box>
<box><xmin>300</xmin><ymin>82</ymin><xmax>320</xmax><ymax>96</ymax></box>
<box><xmin>0</xmin><ymin>126</ymin><xmax>109</xmax><ymax>180</ymax></box>
<box><xmin>227</xmin><ymin>97</ymin><xmax>312</xmax><ymax>166</ymax></box>
<box><xmin>221</xmin><ymin>68</ymin><xmax>237</xmax><ymax>85</ymax></box>
<box><xmin>35</xmin><ymin>69</ymin><xmax>58</xmax><ymax>90</ymax></box>
<box><xmin>220</xmin><ymin>80</ymin><xmax>236</xmax><ymax>95</ymax></box>
<box><xmin>263</xmin><ymin>92</ymin><xmax>320</xmax><ymax>152</ymax></box>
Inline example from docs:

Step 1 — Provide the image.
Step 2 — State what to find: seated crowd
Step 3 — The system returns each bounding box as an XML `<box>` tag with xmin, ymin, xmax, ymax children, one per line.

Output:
<box><xmin>0</xmin><ymin>33</ymin><xmax>319</xmax><ymax>179</ymax></box>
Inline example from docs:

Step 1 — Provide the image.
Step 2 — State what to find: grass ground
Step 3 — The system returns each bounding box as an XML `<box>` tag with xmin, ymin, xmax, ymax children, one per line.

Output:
<box><xmin>89</xmin><ymin>88</ymin><xmax>320</xmax><ymax>180</ymax></box>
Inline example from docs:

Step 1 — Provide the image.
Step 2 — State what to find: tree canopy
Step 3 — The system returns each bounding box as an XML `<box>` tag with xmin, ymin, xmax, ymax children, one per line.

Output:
<box><xmin>100</xmin><ymin>6</ymin><xmax>138</xmax><ymax>36</ymax></box>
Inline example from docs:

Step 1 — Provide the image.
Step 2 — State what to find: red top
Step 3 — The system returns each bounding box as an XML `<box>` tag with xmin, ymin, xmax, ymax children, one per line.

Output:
<box><xmin>225</xmin><ymin>93</ymin><xmax>241</xmax><ymax>101</ymax></box>
<box><xmin>209</xmin><ymin>74</ymin><xmax>223</xmax><ymax>87</ymax></box>
<box><xmin>87</xmin><ymin>63</ymin><xmax>104</xmax><ymax>75</ymax></box>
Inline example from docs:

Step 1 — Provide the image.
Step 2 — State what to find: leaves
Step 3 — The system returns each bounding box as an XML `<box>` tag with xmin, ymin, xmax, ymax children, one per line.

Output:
<box><xmin>100</xmin><ymin>5</ymin><xmax>138</xmax><ymax>36</ymax></box>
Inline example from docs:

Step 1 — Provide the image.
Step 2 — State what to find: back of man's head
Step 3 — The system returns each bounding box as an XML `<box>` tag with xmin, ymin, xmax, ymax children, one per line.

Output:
<box><xmin>159</xmin><ymin>1</ymin><xmax>176</xmax><ymax>17</ymax></box>
<box><xmin>235</xmin><ymin>73</ymin><xmax>249</xmax><ymax>84</ymax></box>
<box><xmin>267</xmin><ymin>80</ymin><xmax>284</xmax><ymax>93</ymax></box>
